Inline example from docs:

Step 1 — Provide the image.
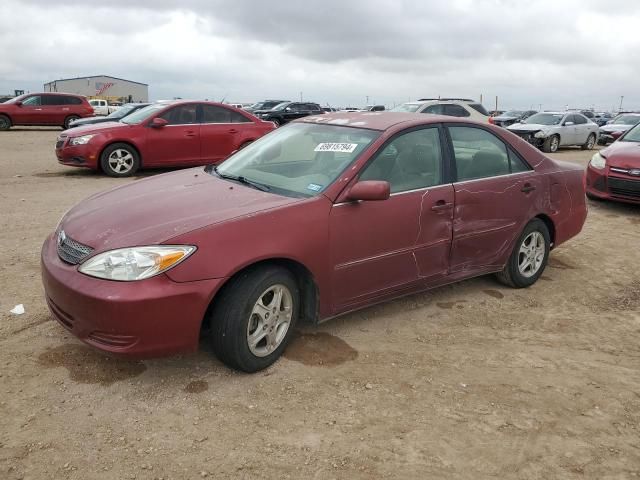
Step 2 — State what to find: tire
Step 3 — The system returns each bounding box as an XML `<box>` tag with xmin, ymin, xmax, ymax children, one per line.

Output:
<box><xmin>496</xmin><ymin>219</ymin><xmax>550</xmax><ymax>288</ymax></box>
<box><xmin>542</xmin><ymin>135</ymin><xmax>559</xmax><ymax>153</ymax></box>
<box><xmin>99</xmin><ymin>143</ymin><xmax>140</xmax><ymax>177</ymax></box>
<box><xmin>271</xmin><ymin>118</ymin><xmax>281</xmax><ymax>127</ymax></box>
<box><xmin>63</xmin><ymin>115</ymin><xmax>80</xmax><ymax>129</ymax></box>
<box><xmin>238</xmin><ymin>140</ymin><xmax>253</xmax><ymax>150</ymax></box>
<box><xmin>581</xmin><ymin>133</ymin><xmax>596</xmax><ymax>150</ymax></box>
<box><xmin>0</xmin><ymin>114</ymin><xmax>11</xmax><ymax>131</ymax></box>
<box><xmin>210</xmin><ymin>266</ymin><xmax>299</xmax><ymax>372</ymax></box>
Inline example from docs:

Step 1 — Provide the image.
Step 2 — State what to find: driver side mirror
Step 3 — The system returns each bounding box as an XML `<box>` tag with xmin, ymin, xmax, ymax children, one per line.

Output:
<box><xmin>14</xmin><ymin>100</ymin><xmax>22</xmax><ymax>107</ymax></box>
<box><xmin>564</xmin><ymin>121</ymin><xmax>574</xmax><ymax>126</ymax></box>
<box><xmin>150</xmin><ymin>117</ymin><xmax>168</xmax><ymax>128</ymax></box>
<box><xmin>347</xmin><ymin>181</ymin><xmax>390</xmax><ymax>202</ymax></box>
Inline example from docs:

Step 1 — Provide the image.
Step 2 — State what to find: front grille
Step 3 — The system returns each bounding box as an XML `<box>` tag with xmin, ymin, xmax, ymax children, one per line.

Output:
<box><xmin>608</xmin><ymin>177</ymin><xmax>640</xmax><ymax>199</ymax></box>
<box><xmin>514</xmin><ymin>132</ymin><xmax>536</xmax><ymax>144</ymax></box>
<box><xmin>57</xmin><ymin>232</ymin><xmax>94</xmax><ymax>265</ymax></box>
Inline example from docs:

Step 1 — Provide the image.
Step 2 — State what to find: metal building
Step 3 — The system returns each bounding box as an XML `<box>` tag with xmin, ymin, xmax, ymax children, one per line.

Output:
<box><xmin>43</xmin><ymin>75</ymin><xmax>148</xmax><ymax>103</ymax></box>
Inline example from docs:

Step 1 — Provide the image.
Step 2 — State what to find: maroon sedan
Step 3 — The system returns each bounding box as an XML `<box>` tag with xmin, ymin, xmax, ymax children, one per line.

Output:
<box><xmin>587</xmin><ymin>123</ymin><xmax>640</xmax><ymax>204</ymax></box>
<box><xmin>42</xmin><ymin>112</ymin><xmax>587</xmax><ymax>372</ymax></box>
<box><xmin>55</xmin><ymin>100</ymin><xmax>275</xmax><ymax>176</ymax></box>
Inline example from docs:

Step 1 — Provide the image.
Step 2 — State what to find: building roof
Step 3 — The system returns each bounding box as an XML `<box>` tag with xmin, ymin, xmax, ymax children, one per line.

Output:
<box><xmin>43</xmin><ymin>75</ymin><xmax>148</xmax><ymax>86</ymax></box>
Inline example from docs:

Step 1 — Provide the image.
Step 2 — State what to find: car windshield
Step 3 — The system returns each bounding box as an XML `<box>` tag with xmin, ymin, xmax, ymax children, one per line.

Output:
<box><xmin>611</xmin><ymin>115</ymin><xmax>640</xmax><ymax>126</ymax></box>
<box><xmin>390</xmin><ymin>103</ymin><xmax>421</xmax><ymax>113</ymax></box>
<box><xmin>107</xmin><ymin>105</ymin><xmax>136</xmax><ymax>119</ymax></box>
<box><xmin>525</xmin><ymin>113</ymin><xmax>564</xmax><ymax>125</ymax></box>
<box><xmin>213</xmin><ymin>123</ymin><xmax>380</xmax><ymax>197</ymax></box>
<box><xmin>271</xmin><ymin>102</ymin><xmax>291</xmax><ymax>111</ymax></box>
<box><xmin>502</xmin><ymin>110</ymin><xmax>523</xmax><ymax>117</ymax></box>
<box><xmin>621</xmin><ymin>123</ymin><xmax>640</xmax><ymax>142</ymax></box>
<box><xmin>120</xmin><ymin>104</ymin><xmax>166</xmax><ymax>124</ymax></box>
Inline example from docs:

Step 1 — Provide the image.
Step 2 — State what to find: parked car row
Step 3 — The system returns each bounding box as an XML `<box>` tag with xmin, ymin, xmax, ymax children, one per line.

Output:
<box><xmin>507</xmin><ymin>112</ymin><xmax>599</xmax><ymax>153</ymax></box>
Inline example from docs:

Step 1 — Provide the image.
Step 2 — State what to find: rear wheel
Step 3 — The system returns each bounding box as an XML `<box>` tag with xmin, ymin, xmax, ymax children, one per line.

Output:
<box><xmin>496</xmin><ymin>219</ymin><xmax>550</xmax><ymax>288</ymax></box>
<box><xmin>63</xmin><ymin>115</ymin><xmax>80</xmax><ymax>129</ymax></box>
<box><xmin>542</xmin><ymin>135</ymin><xmax>559</xmax><ymax>153</ymax></box>
<box><xmin>210</xmin><ymin>266</ymin><xmax>299</xmax><ymax>372</ymax></box>
<box><xmin>100</xmin><ymin>143</ymin><xmax>140</xmax><ymax>177</ymax></box>
<box><xmin>581</xmin><ymin>133</ymin><xmax>596</xmax><ymax>150</ymax></box>
<box><xmin>271</xmin><ymin>118</ymin><xmax>281</xmax><ymax>127</ymax></box>
<box><xmin>0</xmin><ymin>114</ymin><xmax>11</xmax><ymax>131</ymax></box>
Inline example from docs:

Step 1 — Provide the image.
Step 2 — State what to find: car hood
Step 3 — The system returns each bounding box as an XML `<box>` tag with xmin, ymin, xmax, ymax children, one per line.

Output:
<box><xmin>600</xmin><ymin>124</ymin><xmax>633</xmax><ymax>133</ymax></box>
<box><xmin>508</xmin><ymin>123</ymin><xmax>549</xmax><ymax>132</ymax></box>
<box><xmin>494</xmin><ymin>115</ymin><xmax>519</xmax><ymax>121</ymax></box>
<box><xmin>62</xmin><ymin>121</ymin><xmax>136</xmax><ymax>136</ymax></box>
<box><xmin>602</xmin><ymin>141</ymin><xmax>640</xmax><ymax>169</ymax></box>
<box><xmin>60</xmin><ymin>168</ymin><xmax>300</xmax><ymax>252</ymax></box>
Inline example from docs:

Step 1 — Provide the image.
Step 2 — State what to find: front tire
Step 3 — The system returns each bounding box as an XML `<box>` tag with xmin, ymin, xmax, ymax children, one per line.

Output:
<box><xmin>63</xmin><ymin>115</ymin><xmax>80</xmax><ymax>129</ymax></box>
<box><xmin>496</xmin><ymin>219</ymin><xmax>550</xmax><ymax>288</ymax></box>
<box><xmin>210</xmin><ymin>266</ymin><xmax>299</xmax><ymax>372</ymax></box>
<box><xmin>581</xmin><ymin>133</ymin><xmax>596</xmax><ymax>150</ymax></box>
<box><xmin>100</xmin><ymin>143</ymin><xmax>140</xmax><ymax>177</ymax></box>
<box><xmin>542</xmin><ymin>135</ymin><xmax>559</xmax><ymax>153</ymax></box>
<box><xmin>0</xmin><ymin>114</ymin><xmax>11</xmax><ymax>131</ymax></box>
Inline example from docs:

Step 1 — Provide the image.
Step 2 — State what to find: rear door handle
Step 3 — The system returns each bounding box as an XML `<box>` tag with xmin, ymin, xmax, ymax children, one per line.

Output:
<box><xmin>431</xmin><ymin>200</ymin><xmax>454</xmax><ymax>212</ymax></box>
<box><xmin>185</xmin><ymin>131</ymin><xmax>197</xmax><ymax>137</ymax></box>
<box><xmin>521</xmin><ymin>184</ymin><xmax>536</xmax><ymax>193</ymax></box>
<box><xmin>228</xmin><ymin>129</ymin><xmax>238</xmax><ymax>134</ymax></box>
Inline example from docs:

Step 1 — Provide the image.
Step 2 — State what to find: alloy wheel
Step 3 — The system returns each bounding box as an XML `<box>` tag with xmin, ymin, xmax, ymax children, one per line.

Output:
<box><xmin>517</xmin><ymin>231</ymin><xmax>545</xmax><ymax>278</ymax></box>
<box><xmin>246</xmin><ymin>284</ymin><xmax>293</xmax><ymax>357</ymax></box>
<box><xmin>108</xmin><ymin>149</ymin><xmax>135</xmax><ymax>174</ymax></box>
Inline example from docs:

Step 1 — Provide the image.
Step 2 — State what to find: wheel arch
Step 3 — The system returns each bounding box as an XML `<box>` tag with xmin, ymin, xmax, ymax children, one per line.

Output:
<box><xmin>201</xmin><ymin>257</ymin><xmax>319</xmax><ymax>332</ymax></box>
<box><xmin>0</xmin><ymin>112</ymin><xmax>13</xmax><ymax>126</ymax></box>
<box><xmin>97</xmin><ymin>140</ymin><xmax>143</xmax><ymax>171</ymax></box>
<box><xmin>534</xmin><ymin>213</ymin><xmax>556</xmax><ymax>248</ymax></box>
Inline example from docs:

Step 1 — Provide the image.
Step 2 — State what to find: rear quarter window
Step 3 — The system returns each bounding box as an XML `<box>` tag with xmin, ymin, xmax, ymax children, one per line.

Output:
<box><xmin>469</xmin><ymin>103</ymin><xmax>490</xmax><ymax>116</ymax></box>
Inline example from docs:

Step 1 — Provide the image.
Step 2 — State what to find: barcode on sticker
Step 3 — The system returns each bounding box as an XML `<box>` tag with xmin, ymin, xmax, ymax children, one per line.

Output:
<box><xmin>314</xmin><ymin>143</ymin><xmax>358</xmax><ymax>153</ymax></box>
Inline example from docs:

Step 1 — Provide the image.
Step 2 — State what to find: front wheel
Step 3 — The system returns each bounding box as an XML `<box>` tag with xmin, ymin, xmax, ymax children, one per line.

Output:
<box><xmin>542</xmin><ymin>135</ymin><xmax>559</xmax><ymax>153</ymax></box>
<box><xmin>63</xmin><ymin>115</ymin><xmax>80</xmax><ymax>129</ymax></box>
<box><xmin>496</xmin><ymin>219</ymin><xmax>550</xmax><ymax>288</ymax></box>
<box><xmin>210</xmin><ymin>266</ymin><xmax>299</xmax><ymax>372</ymax></box>
<box><xmin>0</xmin><ymin>114</ymin><xmax>11</xmax><ymax>131</ymax></box>
<box><xmin>581</xmin><ymin>133</ymin><xmax>596</xmax><ymax>150</ymax></box>
<box><xmin>100</xmin><ymin>143</ymin><xmax>140</xmax><ymax>177</ymax></box>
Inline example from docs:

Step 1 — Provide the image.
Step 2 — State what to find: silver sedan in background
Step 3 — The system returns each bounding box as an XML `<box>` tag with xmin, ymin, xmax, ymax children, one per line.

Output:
<box><xmin>507</xmin><ymin>112</ymin><xmax>599</xmax><ymax>153</ymax></box>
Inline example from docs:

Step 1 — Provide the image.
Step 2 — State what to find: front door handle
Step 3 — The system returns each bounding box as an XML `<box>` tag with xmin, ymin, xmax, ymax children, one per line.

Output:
<box><xmin>521</xmin><ymin>184</ymin><xmax>536</xmax><ymax>193</ymax></box>
<box><xmin>185</xmin><ymin>131</ymin><xmax>197</xmax><ymax>137</ymax></box>
<box><xmin>431</xmin><ymin>200</ymin><xmax>454</xmax><ymax>212</ymax></box>
<box><xmin>228</xmin><ymin>129</ymin><xmax>238</xmax><ymax>134</ymax></box>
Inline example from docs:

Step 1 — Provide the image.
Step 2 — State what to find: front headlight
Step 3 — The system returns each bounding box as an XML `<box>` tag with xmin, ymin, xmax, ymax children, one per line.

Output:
<box><xmin>590</xmin><ymin>152</ymin><xmax>606</xmax><ymax>170</ymax></box>
<box><xmin>534</xmin><ymin>131</ymin><xmax>547</xmax><ymax>139</ymax></box>
<box><xmin>69</xmin><ymin>134</ymin><xmax>95</xmax><ymax>146</ymax></box>
<box><xmin>79</xmin><ymin>245</ymin><xmax>196</xmax><ymax>281</ymax></box>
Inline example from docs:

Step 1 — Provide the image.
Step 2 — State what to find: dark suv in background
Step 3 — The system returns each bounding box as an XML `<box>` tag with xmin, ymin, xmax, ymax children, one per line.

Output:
<box><xmin>0</xmin><ymin>93</ymin><xmax>94</xmax><ymax>130</ymax></box>
<box><xmin>254</xmin><ymin>101</ymin><xmax>324</xmax><ymax>126</ymax></box>
<box><xmin>245</xmin><ymin>99</ymin><xmax>290</xmax><ymax>113</ymax></box>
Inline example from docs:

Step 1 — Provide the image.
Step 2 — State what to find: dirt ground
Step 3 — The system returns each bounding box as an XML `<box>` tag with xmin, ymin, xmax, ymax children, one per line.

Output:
<box><xmin>0</xmin><ymin>128</ymin><xmax>639</xmax><ymax>480</ymax></box>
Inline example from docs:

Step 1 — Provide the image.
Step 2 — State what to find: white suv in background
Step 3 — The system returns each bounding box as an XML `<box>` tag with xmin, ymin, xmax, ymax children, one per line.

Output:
<box><xmin>391</xmin><ymin>98</ymin><xmax>490</xmax><ymax>122</ymax></box>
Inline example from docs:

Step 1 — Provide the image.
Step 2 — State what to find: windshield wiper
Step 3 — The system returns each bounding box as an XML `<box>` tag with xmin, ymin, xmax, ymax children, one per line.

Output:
<box><xmin>212</xmin><ymin>166</ymin><xmax>271</xmax><ymax>192</ymax></box>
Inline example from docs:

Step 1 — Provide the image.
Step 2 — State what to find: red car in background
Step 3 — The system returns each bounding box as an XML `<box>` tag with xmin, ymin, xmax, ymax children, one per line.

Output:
<box><xmin>42</xmin><ymin>112</ymin><xmax>587</xmax><ymax>372</ymax></box>
<box><xmin>55</xmin><ymin>100</ymin><xmax>276</xmax><ymax>176</ymax></box>
<box><xmin>587</xmin><ymin>122</ymin><xmax>640</xmax><ymax>204</ymax></box>
<box><xmin>0</xmin><ymin>92</ymin><xmax>94</xmax><ymax>130</ymax></box>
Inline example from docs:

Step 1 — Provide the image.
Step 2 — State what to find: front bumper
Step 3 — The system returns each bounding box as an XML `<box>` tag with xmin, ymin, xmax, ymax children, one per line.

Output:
<box><xmin>55</xmin><ymin>137</ymin><xmax>101</xmax><ymax>169</ymax></box>
<box><xmin>511</xmin><ymin>131</ymin><xmax>545</xmax><ymax>148</ymax></box>
<box><xmin>586</xmin><ymin>165</ymin><xmax>640</xmax><ymax>205</ymax></box>
<box><xmin>41</xmin><ymin>233</ymin><xmax>224</xmax><ymax>358</ymax></box>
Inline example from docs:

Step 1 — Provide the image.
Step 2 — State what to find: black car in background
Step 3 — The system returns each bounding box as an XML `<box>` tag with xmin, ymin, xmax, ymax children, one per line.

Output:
<box><xmin>245</xmin><ymin>99</ymin><xmax>290</xmax><ymax>113</ymax></box>
<box><xmin>254</xmin><ymin>101</ymin><xmax>324</xmax><ymax>126</ymax></box>
<box><xmin>67</xmin><ymin>103</ymin><xmax>151</xmax><ymax>129</ymax></box>
<box><xmin>490</xmin><ymin>110</ymin><xmax>537</xmax><ymax>127</ymax></box>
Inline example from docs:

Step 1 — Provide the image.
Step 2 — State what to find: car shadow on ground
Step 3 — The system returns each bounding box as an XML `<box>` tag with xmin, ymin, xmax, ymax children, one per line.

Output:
<box><xmin>32</xmin><ymin>167</ymin><xmax>179</xmax><ymax>179</ymax></box>
<box><xmin>7</xmin><ymin>127</ymin><xmax>63</xmax><ymax>132</ymax></box>
<box><xmin>587</xmin><ymin>197</ymin><xmax>640</xmax><ymax>218</ymax></box>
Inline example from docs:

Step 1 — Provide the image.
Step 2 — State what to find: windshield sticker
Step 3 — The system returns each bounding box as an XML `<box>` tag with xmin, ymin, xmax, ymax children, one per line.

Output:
<box><xmin>314</xmin><ymin>142</ymin><xmax>358</xmax><ymax>153</ymax></box>
<box><xmin>306</xmin><ymin>183</ymin><xmax>323</xmax><ymax>192</ymax></box>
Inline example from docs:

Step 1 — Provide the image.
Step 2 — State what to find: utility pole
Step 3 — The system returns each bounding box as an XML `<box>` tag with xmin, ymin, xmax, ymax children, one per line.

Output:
<box><xmin>619</xmin><ymin>95</ymin><xmax>624</xmax><ymax>112</ymax></box>
<box><xmin>366</xmin><ymin>95</ymin><xmax>369</xmax><ymax>105</ymax></box>
<box><xmin>495</xmin><ymin>95</ymin><xmax>498</xmax><ymax>112</ymax></box>
<box><xmin>300</xmin><ymin>91</ymin><xmax>303</xmax><ymax>102</ymax></box>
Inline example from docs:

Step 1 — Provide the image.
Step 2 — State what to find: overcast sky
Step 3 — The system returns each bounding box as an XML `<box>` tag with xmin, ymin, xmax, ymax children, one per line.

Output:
<box><xmin>1</xmin><ymin>0</ymin><xmax>639</xmax><ymax>111</ymax></box>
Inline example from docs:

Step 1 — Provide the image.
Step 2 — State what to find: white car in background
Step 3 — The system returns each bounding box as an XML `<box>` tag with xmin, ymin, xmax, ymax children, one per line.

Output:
<box><xmin>88</xmin><ymin>99</ymin><xmax>120</xmax><ymax>116</ymax></box>
<box><xmin>390</xmin><ymin>98</ymin><xmax>490</xmax><ymax>122</ymax></box>
<box><xmin>507</xmin><ymin>111</ymin><xmax>599</xmax><ymax>153</ymax></box>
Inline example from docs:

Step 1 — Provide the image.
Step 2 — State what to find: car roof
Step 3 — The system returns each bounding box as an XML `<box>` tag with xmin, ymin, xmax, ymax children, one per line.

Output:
<box><xmin>297</xmin><ymin>111</ymin><xmax>465</xmax><ymax>131</ymax></box>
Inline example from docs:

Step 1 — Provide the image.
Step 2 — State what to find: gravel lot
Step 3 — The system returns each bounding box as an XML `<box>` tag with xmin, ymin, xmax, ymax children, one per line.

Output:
<box><xmin>1</xmin><ymin>128</ymin><xmax>639</xmax><ymax>479</ymax></box>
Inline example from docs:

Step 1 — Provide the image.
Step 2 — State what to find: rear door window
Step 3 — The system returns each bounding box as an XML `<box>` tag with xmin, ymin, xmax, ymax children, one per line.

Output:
<box><xmin>43</xmin><ymin>95</ymin><xmax>65</xmax><ymax>106</ymax></box>
<box><xmin>449</xmin><ymin>126</ymin><xmax>510</xmax><ymax>181</ymax></box>
<box><xmin>423</xmin><ymin>104</ymin><xmax>444</xmax><ymax>115</ymax></box>
<box><xmin>442</xmin><ymin>104</ymin><xmax>471</xmax><ymax>117</ymax></box>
